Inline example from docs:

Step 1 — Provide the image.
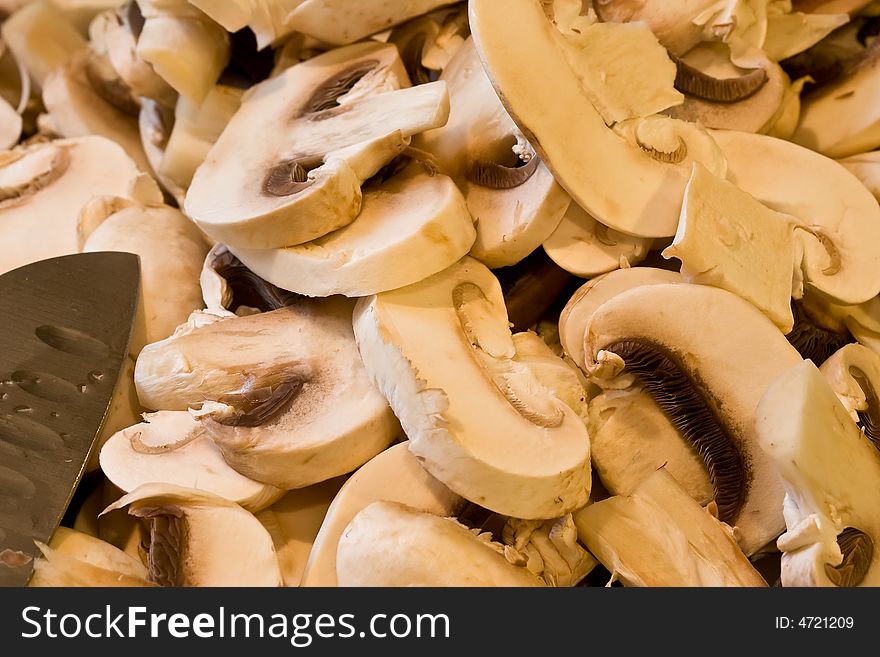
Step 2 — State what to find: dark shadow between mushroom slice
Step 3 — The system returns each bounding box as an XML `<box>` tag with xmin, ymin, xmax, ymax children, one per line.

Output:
<box><xmin>670</xmin><ymin>53</ymin><xmax>768</xmax><ymax>103</ymax></box>
<box><xmin>129</xmin><ymin>505</ymin><xmax>187</xmax><ymax>587</ymax></box>
<box><xmin>209</xmin><ymin>248</ymin><xmax>300</xmax><ymax>311</ymax></box>
<box><xmin>606</xmin><ymin>339</ymin><xmax>748</xmax><ymax>524</ymax></box>
<box><xmin>849</xmin><ymin>366</ymin><xmax>880</xmax><ymax>452</ymax></box>
<box><xmin>455</xmin><ymin>501</ymin><xmax>507</xmax><ymax>543</ymax></box>
<box><xmin>402</xmin><ymin>33</ymin><xmax>435</xmax><ymax>86</ymax></box>
<box><xmin>786</xmin><ymin>300</ymin><xmax>853</xmax><ymax>365</ymax></box>
<box><xmin>299</xmin><ymin>59</ymin><xmax>380</xmax><ymax>117</ymax></box>
<box><xmin>824</xmin><ymin>527</ymin><xmax>873</xmax><ymax>587</ymax></box>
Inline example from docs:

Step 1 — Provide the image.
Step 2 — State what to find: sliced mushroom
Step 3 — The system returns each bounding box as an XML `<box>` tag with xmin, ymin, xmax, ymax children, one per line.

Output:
<box><xmin>584</xmin><ymin>283</ymin><xmax>802</xmax><ymax>555</ymax></box>
<box><xmin>786</xmin><ymin>295</ymin><xmax>855</xmax><ymax>364</ymax></box>
<box><xmin>286</xmin><ymin>0</ymin><xmax>459</xmax><ymax>46</ymax></box>
<box><xmin>756</xmin><ymin>359</ymin><xmax>880</xmax><ymax>586</ymax></box>
<box><xmin>301</xmin><ymin>442</ymin><xmax>462</xmax><ymax>587</ymax></box>
<box><xmin>159</xmin><ymin>83</ymin><xmax>241</xmax><ymax>190</ymax></box>
<box><xmin>100</xmin><ymin>411</ymin><xmax>284</xmax><ymax>512</ymax></box>
<box><xmin>496</xmin><ymin>250</ymin><xmax>574</xmax><ymax>333</ymax></box>
<box><xmin>558</xmin><ymin>266</ymin><xmax>681</xmax><ymax>371</ymax></box>
<box><xmin>389</xmin><ymin>5</ymin><xmax>469</xmax><ymax>84</ymax></box>
<box><xmin>53</xmin><ymin>0</ymin><xmax>129</xmax><ymax>34</ymax></box>
<box><xmin>543</xmin><ymin>201</ymin><xmax>652</xmax><ymax>278</ymax></box>
<box><xmin>662</xmin><ymin>163</ymin><xmax>801</xmax><ymax>332</ymax></box>
<box><xmin>665</xmin><ymin>46</ymin><xmax>787</xmax><ymax>134</ymax></box>
<box><xmin>137</xmin><ymin>98</ymin><xmax>184</xmax><ymax>202</ymax></box>
<box><xmin>189</xmin><ymin>0</ymin><xmax>303</xmax><ymax>50</ymax></box>
<box><xmin>336</xmin><ymin>501</ymin><xmax>547</xmax><ymax>587</ymax></box>
<box><xmin>764</xmin><ymin>10</ymin><xmax>849</xmax><ymax>62</ymax></box>
<box><xmin>135</xmin><ymin>299</ymin><xmax>400</xmax><ymax>489</ymax></box>
<box><xmin>229</xmin><ymin>162</ymin><xmax>476</xmax><ymax>297</ymax></box>
<box><xmin>0</xmin><ymin>95</ymin><xmax>21</xmax><ymax>149</ymax></box>
<box><xmin>103</xmin><ymin>483</ymin><xmax>283</xmax><ymax>586</ymax></box>
<box><xmin>29</xmin><ymin>527</ymin><xmax>153</xmax><ymax>587</ymax></box>
<box><xmin>470</xmin><ymin>0</ymin><xmax>727</xmax><ymax>238</ymax></box>
<box><xmin>416</xmin><ymin>37</ymin><xmax>570</xmax><ymax>268</ymax></box>
<box><xmin>42</xmin><ymin>49</ymin><xmax>151</xmax><ymax>172</ymax></box>
<box><xmin>185</xmin><ymin>42</ymin><xmax>451</xmax><ymax>250</ymax></box>
<box><xmin>0</xmin><ymin>0</ymin><xmax>87</xmax><ymax>90</ymax></box>
<box><xmin>711</xmin><ymin>129</ymin><xmax>880</xmax><ymax>305</ymax></box>
<box><xmin>0</xmin><ymin>136</ymin><xmax>161</xmax><ymax>275</ymax></box>
<box><xmin>819</xmin><ymin>344</ymin><xmax>880</xmax><ymax>442</ymax></box>
<box><xmin>254</xmin><ymin>476</ymin><xmax>345</xmax><ymax>587</ymax></box>
<box><xmin>198</xmin><ymin>245</ymin><xmax>297</xmax><ymax>314</ymax></box>
<box><xmin>839</xmin><ymin>149</ymin><xmax>880</xmax><ymax>200</ymax></box>
<box><xmin>573</xmin><ymin>468</ymin><xmax>767</xmax><ymax>587</ymax></box>
<box><xmin>792</xmin><ymin>37</ymin><xmax>880</xmax><ymax>157</ymax></box>
<box><xmin>134</xmin><ymin>0</ymin><xmax>229</xmax><ymax>104</ymax></box>
<box><xmin>353</xmin><ymin>257</ymin><xmax>591</xmax><ymax>519</ymax></box>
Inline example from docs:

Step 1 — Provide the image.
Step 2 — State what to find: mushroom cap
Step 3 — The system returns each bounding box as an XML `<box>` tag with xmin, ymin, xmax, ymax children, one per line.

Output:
<box><xmin>585</xmin><ymin>282</ymin><xmax>802</xmax><ymax>554</ymax></box>
<box><xmin>336</xmin><ymin>500</ymin><xmax>545</xmax><ymax>587</ymax></box>
<box><xmin>757</xmin><ymin>360</ymin><xmax>880</xmax><ymax>586</ymax></box>
<box><xmin>301</xmin><ymin>442</ymin><xmax>461</xmax><ymax>587</ymax></box>
<box><xmin>712</xmin><ymin>129</ymin><xmax>880</xmax><ymax>305</ymax></box>
<box><xmin>469</xmin><ymin>0</ymin><xmax>727</xmax><ymax>238</ymax></box>
<box><xmin>0</xmin><ymin>136</ymin><xmax>161</xmax><ymax>275</ymax></box>
<box><xmin>100</xmin><ymin>410</ymin><xmax>284</xmax><ymax>512</ymax></box>
<box><xmin>185</xmin><ymin>41</ymin><xmax>451</xmax><ymax>249</ymax></box>
<box><xmin>229</xmin><ymin>164</ymin><xmax>476</xmax><ymax>297</ymax></box>
<box><xmin>558</xmin><ymin>267</ymin><xmax>681</xmax><ymax>371</ymax></box>
<box><xmin>573</xmin><ymin>468</ymin><xmax>767</xmax><ymax>587</ymax></box>
<box><xmin>103</xmin><ymin>483</ymin><xmax>283</xmax><ymax>587</ymax></box>
<box><xmin>135</xmin><ymin>299</ymin><xmax>399</xmax><ymax>490</ymax></box>
<box><xmin>354</xmin><ymin>256</ymin><xmax>591</xmax><ymax>519</ymax></box>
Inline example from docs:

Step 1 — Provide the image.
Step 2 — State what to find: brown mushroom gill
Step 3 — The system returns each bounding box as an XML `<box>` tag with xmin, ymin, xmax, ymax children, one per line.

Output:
<box><xmin>848</xmin><ymin>366</ymin><xmax>880</xmax><ymax>452</ymax></box>
<box><xmin>84</xmin><ymin>56</ymin><xmax>141</xmax><ymax>116</ymax></box>
<box><xmin>127</xmin><ymin>0</ymin><xmax>145</xmax><ymax>39</ymax></box>
<box><xmin>214</xmin><ymin>377</ymin><xmax>306</xmax><ymax>428</ymax></box>
<box><xmin>824</xmin><ymin>527</ymin><xmax>873</xmax><ymax>587</ymax></box>
<box><xmin>299</xmin><ymin>60</ymin><xmax>380</xmax><ymax>117</ymax></box>
<box><xmin>209</xmin><ymin>249</ymin><xmax>300</xmax><ymax>311</ymax></box>
<box><xmin>466</xmin><ymin>155</ymin><xmax>540</xmax><ymax>189</ymax></box>
<box><xmin>636</xmin><ymin>135</ymin><xmax>688</xmax><ymax>164</ymax></box>
<box><xmin>670</xmin><ymin>54</ymin><xmax>768</xmax><ymax>104</ymax></box>
<box><xmin>606</xmin><ymin>339</ymin><xmax>748</xmax><ymax>523</ymax></box>
<box><xmin>262</xmin><ymin>156</ymin><xmax>320</xmax><ymax>198</ymax></box>
<box><xmin>402</xmin><ymin>33</ymin><xmax>436</xmax><ymax>86</ymax></box>
<box><xmin>130</xmin><ymin>505</ymin><xmax>187</xmax><ymax>587</ymax></box>
<box><xmin>785</xmin><ymin>301</ymin><xmax>852</xmax><ymax>365</ymax></box>
<box><xmin>0</xmin><ymin>147</ymin><xmax>71</xmax><ymax>206</ymax></box>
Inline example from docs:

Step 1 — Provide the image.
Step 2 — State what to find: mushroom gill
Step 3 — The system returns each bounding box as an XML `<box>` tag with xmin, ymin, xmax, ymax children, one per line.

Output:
<box><xmin>824</xmin><ymin>527</ymin><xmax>873</xmax><ymax>587</ymax></box>
<box><xmin>299</xmin><ymin>59</ymin><xmax>380</xmax><ymax>116</ymax></box>
<box><xmin>786</xmin><ymin>300</ymin><xmax>853</xmax><ymax>365</ymax></box>
<box><xmin>849</xmin><ymin>366</ymin><xmax>880</xmax><ymax>451</ymax></box>
<box><xmin>465</xmin><ymin>154</ymin><xmax>540</xmax><ymax>189</ymax></box>
<box><xmin>214</xmin><ymin>376</ymin><xmax>308</xmax><ymax>428</ymax></box>
<box><xmin>208</xmin><ymin>247</ymin><xmax>300</xmax><ymax>312</ymax></box>
<box><xmin>605</xmin><ymin>338</ymin><xmax>748</xmax><ymax>524</ymax></box>
<box><xmin>671</xmin><ymin>54</ymin><xmax>768</xmax><ymax>103</ymax></box>
<box><xmin>262</xmin><ymin>157</ymin><xmax>319</xmax><ymax>198</ymax></box>
<box><xmin>130</xmin><ymin>505</ymin><xmax>187</xmax><ymax>587</ymax></box>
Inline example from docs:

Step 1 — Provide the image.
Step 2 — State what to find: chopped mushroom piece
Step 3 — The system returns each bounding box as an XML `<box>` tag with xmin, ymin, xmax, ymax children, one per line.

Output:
<box><xmin>573</xmin><ymin>468</ymin><xmax>767</xmax><ymax>587</ymax></box>
<box><xmin>583</xmin><ymin>283</ymin><xmax>802</xmax><ymax>555</ymax></box>
<box><xmin>756</xmin><ymin>360</ymin><xmax>880</xmax><ymax>586</ymax></box>
<box><xmin>0</xmin><ymin>95</ymin><xmax>21</xmax><ymax>149</ymax></box>
<box><xmin>103</xmin><ymin>483</ymin><xmax>283</xmax><ymax>586</ymax></box>
<box><xmin>189</xmin><ymin>0</ymin><xmax>304</xmax><ymax>50</ymax></box>
<box><xmin>354</xmin><ymin>257</ymin><xmax>591</xmax><ymax>519</ymax></box>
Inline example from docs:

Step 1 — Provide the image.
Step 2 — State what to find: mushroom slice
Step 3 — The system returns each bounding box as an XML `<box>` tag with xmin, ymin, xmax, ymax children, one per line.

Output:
<box><xmin>254</xmin><ymin>476</ymin><xmax>345</xmax><ymax>587</ymax></box>
<box><xmin>756</xmin><ymin>360</ymin><xmax>880</xmax><ymax>586</ymax></box>
<box><xmin>137</xmin><ymin>98</ymin><xmax>184</xmax><ymax>203</ymax></box>
<box><xmin>29</xmin><ymin>527</ymin><xmax>153</xmax><ymax>587</ymax></box>
<box><xmin>573</xmin><ymin>469</ymin><xmax>767</xmax><ymax>587</ymax></box>
<box><xmin>0</xmin><ymin>0</ymin><xmax>87</xmax><ymax>90</ymax></box>
<box><xmin>469</xmin><ymin>0</ymin><xmax>727</xmax><ymax>238</ymax></box>
<box><xmin>794</xmin><ymin>0</ymin><xmax>874</xmax><ymax>12</ymax></box>
<box><xmin>159</xmin><ymin>83</ymin><xmax>242</xmax><ymax>190</ymax></box>
<box><xmin>763</xmin><ymin>10</ymin><xmax>849</xmax><ymax>61</ymax></box>
<box><xmin>543</xmin><ymin>202</ymin><xmax>652</xmax><ymax>278</ymax></box>
<box><xmin>301</xmin><ymin>442</ymin><xmax>462</xmax><ymax>587</ymax></box>
<box><xmin>389</xmin><ymin>5</ymin><xmax>469</xmax><ymax>84</ymax></box>
<box><xmin>0</xmin><ymin>136</ymin><xmax>160</xmax><ymax>275</ymax></box>
<box><xmin>584</xmin><ymin>283</ymin><xmax>801</xmax><ymax>555</ymax></box>
<box><xmin>81</xmin><ymin>200</ymin><xmax>209</xmax><ymax>351</ymax></box>
<box><xmin>336</xmin><ymin>501</ymin><xmax>547</xmax><ymax>587</ymax></box>
<box><xmin>558</xmin><ymin>267</ymin><xmax>681</xmax><ymax>371</ymax></box>
<box><xmin>839</xmin><ymin>149</ymin><xmax>880</xmax><ymax>201</ymax></box>
<box><xmin>664</xmin><ymin>46</ymin><xmax>787</xmax><ymax>134</ymax></box>
<box><xmin>103</xmin><ymin>483</ymin><xmax>282</xmax><ymax>586</ymax></box>
<box><xmin>820</xmin><ymin>344</ymin><xmax>880</xmax><ymax>443</ymax></box>
<box><xmin>353</xmin><ymin>257</ymin><xmax>591</xmax><ymax>519</ymax></box>
<box><xmin>42</xmin><ymin>49</ymin><xmax>151</xmax><ymax>172</ymax></box>
<box><xmin>135</xmin><ymin>299</ymin><xmax>399</xmax><ymax>490</ymax></box>
<box><xmin>662</xmin><ymin>163</ymin><xmax>801</xmax><ymax>333</ymax></box>
<box><xmin>416</xmin><ymin>37</ymin><xmax>570</xmax><ymax>268</ymax></box>
<box><xmin>100</xmin><ymin>411</ymin><xmax>284</xmax><ymax>512</ymax></box>
<box><xmin>229</xmin><ymin>162</ymin><xmax>476</xmax><ymax>297</ymax></box>
<box><xmin>285</xmin><ymin>0</ymin><xmax>458</xmax><ymax>46</ymax></box>
<box><xmin>711</xmin><ymin>129</ymin><xmax>880</xmax><ymax>305</ymax></box>
<box><xmin>134</xmin><ymin>0</ymin><xmax>229</xmax><ymax>104</ymax></box>
<box><xmin>0</xmin><ymin>96</ymin><xmax>21</xmax><ymax>149</ymax></box>
<box><xmin>185</xmin><ymin>42</ymin><xmax>451</xmax><ymax>250</ymax></box>
<box><xmin>190</xmin><ymin>0</ymin><xmax>303</xmax><ymax>50</ymax></box>
<box><xmin>792</xmin><ymin>38</ymin><xmax>880</xmax><ymax>158</ymax></box>
<box><xmin>53</xmin><ymin>0</ymin><xmax>129</xmax><ymax>34</ymax></box>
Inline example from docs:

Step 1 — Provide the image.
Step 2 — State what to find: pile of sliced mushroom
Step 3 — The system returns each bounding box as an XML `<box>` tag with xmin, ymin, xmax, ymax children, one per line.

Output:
<box><xmin>7</xmin><ymin>0</ymin><xmax>880</xmax><ymax>588</ymax></box>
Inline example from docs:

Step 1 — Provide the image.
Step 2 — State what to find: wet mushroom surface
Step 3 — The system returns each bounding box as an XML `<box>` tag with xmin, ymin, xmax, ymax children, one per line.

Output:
<box><xmin>3</xmin><ymin>0</ymin><xmax>880</xmax><ymax>589</ymax></box>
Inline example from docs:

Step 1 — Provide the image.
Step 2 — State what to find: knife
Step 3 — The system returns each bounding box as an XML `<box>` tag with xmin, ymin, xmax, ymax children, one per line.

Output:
<box><xmin>0</xmin><ymin>252</ymin><xmax>140</xmax><ymax>587</ymax></box>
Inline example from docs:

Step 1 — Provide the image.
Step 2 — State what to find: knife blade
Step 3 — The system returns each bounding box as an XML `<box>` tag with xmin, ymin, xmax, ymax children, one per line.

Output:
<box><xmin>0</xmin><ymin>252</ymin><xmax>140</xmax><ymax>587</ymax></box>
